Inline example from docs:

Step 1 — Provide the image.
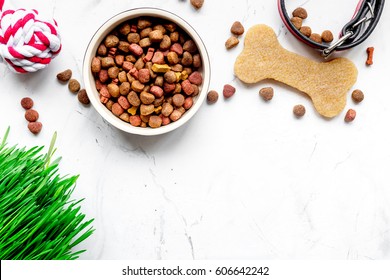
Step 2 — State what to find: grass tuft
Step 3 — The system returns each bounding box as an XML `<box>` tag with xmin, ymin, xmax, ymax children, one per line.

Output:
<box><xmin>0</xmin><ymin>128</ymin><xmax>94</xmax><ymax>260</ymax></box>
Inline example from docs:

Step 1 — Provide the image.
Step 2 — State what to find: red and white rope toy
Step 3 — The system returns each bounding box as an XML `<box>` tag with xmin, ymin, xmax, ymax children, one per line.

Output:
<box><xmin>0</xmin><ymin>0</ymin><xmax>61</xmax><ymax>73</ymax></box>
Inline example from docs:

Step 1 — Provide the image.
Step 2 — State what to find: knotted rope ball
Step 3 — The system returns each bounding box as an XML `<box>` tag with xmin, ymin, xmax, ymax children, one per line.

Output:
<box><xmin>0</xmin><ymin>0</ymin><xmax>61</xmax><ymax>73</ymax></box>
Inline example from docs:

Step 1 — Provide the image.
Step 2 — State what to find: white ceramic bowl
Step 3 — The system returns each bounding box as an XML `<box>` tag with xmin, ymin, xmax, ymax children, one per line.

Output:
<box><xmin>83</xmin><ymin>8</ymin><xmax>211</xmax><ymax>136</ymax></box>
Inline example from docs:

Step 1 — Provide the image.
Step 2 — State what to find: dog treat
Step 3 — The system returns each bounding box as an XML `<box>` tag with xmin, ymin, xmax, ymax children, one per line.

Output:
<box><xmin>344</xmin><ymin>109</ymin><xmax>356</xmax><ymax>122</ymax></box>
<box><xmin>299</xmin><ymin>26</ymin><xmax>312</xmax><ymax>37</ymax></box>
<box><xmin>21</xmin><ymin>97</ymin><xmax>34</xmax><ymax>110</ymax></box>
<box><xmin>91</xmin><ymin>16</ymin><xmax>203</xmax><ymax>128</ymax></box>
<box><xmin>25</xmin><ymin>109</ymin><xmax>39</xmax><ymax>122</ymax></box>
<box><xmin>309</xmin><ymin>33</ymin><xmax>322</xmax><ymax>44</ymax></box>
<box><xmin>231</xmin><ymin>21</ymin><xmax>245</xmax><ymax>36</ymax></box>
<box><xmin>56</xmin><ymin>69</ymin><xmax>72</xmax><ymax>82</ymax></box>
<box><xmin>190</xmin><ymin>0</ymin><xmax>204</xmax><ymax>10</ymax></box>
<box><xmin>225</xmin><ymin>36</ymin><xmax>239</xmax><ymax>49</ymax></box>
<box><xmin>78</xmin><ymin>89</ymin><xmax>90</xmax><ymax>105</ymax></box>
<box><xmin>293</xmin><ymin>104</ymin><xmax>306</xmax><ymax>117</ymax></box>
<box><xmin>259</xmin><ymin>87</ymin><xmax>274</xmax><ymax>101</ymax></box>
<box><xmin>366</xmin><ymin>47</ymin><xmax>374</xmax><ymax>65</ymax></box>
<box><xmin>223</xmin><ymin>84</ymin><xmax>236</xmax><ymax>98</ymax></box>
<box><xmin>207</xmin><ymin>90</ymin><xmax>219</xmax><ymax>104</ymax></box>
<box><xmin>292</xmin><ymin>7</ymin><xmax>308</xmax><ymax>19</ymax></box>
<box><xmin>351</xmin><ymin>89</ymin><xmax>364</xmax><ymax>103</ymax></box>
<box><xmin>28</xmin><ymin>122</ymin><xmax>42</xmax><ymax>135</ymax></box>
<box><xmin>290</xmin><ymin>17</ymin><xmax>303</xmax><ymax>29</ymax></box>
<box><xmin>321</xmin><ymin>30</ymin><xmax>334</xmax><ymax>43</ymax></box>
<box><xmin>68</xmin><ymin>79</ymin><xmax>81</xmax><ymax>93</ymax></box>
<box><xmin>234</xmin><ymin>24</ymin><xmax>358</xmax><ymax>118</ymax></box>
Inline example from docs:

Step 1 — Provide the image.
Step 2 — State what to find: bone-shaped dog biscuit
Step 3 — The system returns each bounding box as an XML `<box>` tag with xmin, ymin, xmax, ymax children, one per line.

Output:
<box><xmin>234</xmin><ymin>24</ymin><xmax>358</xmax><ymax>118</ymax></box>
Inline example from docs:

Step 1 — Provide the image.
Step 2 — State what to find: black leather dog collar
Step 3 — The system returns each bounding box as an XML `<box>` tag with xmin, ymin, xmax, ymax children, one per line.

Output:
<box><xmin>278</xmin><ymin>0</ymin><xmax>385</xmax><ymax>57</ymax></box>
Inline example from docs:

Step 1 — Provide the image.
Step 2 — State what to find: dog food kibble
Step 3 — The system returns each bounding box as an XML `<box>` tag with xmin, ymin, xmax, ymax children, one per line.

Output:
<box><xmin>299</xmin><ymin>26</ymin><xmax>312</xmax><ymax>37</ymax></box>
<box><xmin>292</xmin><ymin>7</ymin><xmax>308</xmax><ymax>19</ymax></box>
<box><xmin>25</xmin><ymin>109</ymin><xmax>39</xmax><ymax>122</ymax></box>
<box><xmin>293</xmin><ymin>104</ymin><xmax>306</xmax><ymax>117</ymax></box>
<box><xmin>344</xmin><ymin>109</ymin><xmax>356</xmax><ymax>122</ymax></box>
<box><xmin>290</xmin><ymin>17</ymin><xmax>303</xmax><ymax>29</ymax></box>
<box><xmin>223</xmin><ymin>84</ymin><xmax>236</xmax><ymax>98</ymax></box>
<box><xmin>91</xmin><ymin>16</ymin><xmax>203</xmax><ymax>128</ymax></box>
<box><xmin>351</xmin><ymin>89</ymin><xmax>364</xmax><ymax>103</ymax></box>
<box><xmin>366</xmin><ymin>47</ymin><xmax>374</xmax><ymax>65</ymax></box>
<box><xmin>321</xmin><ymin>30</ymin><xmax>334</xmax><ymax>43</ymax></box>
<box><xmin>207</xmin><ymin>90</ymin><xmax>218</xmax><ymax>104</ymax></box>
<box><xmin>78</xmin><ymin>89</ymin><xmax>91</xmax><ymax>105</ymax></box>
<box><xmin>259</xmin><ymin>87</ymin><xmax>274</xmax><ymax>101</ymax></box>
<box><xmin>56</xmin><ymin>69</ymin><xmax>72</xmax><ymax>82</ymax></box>
<box><xmin>190</xmin><ymin>0</ymin><xmax>204</xmax><ymax>10</ymax></box>
<box><xmin>21</xmin><ymin>97</ymin><xmax>34</xmax><ymax>110</ymax></box>
<box><xmin>225</xmin><ymin>36</ymin><xmax>239</xmax><ymax>49</ymax></box>
<box><xmin>231</xmin><ymin>21</ymin><xmax>245</xmax><ymax>36</ymax></box>
<box><xmin>68</xmin><ymin>79</ymin><xmax>81</xmax><ymax>93</ymax></box>
<box><xmin>309</xmin><ymin>33</ymin><xmax>322</xmax><ymax>44</ymax></box>
<box><xmin>28</xmin><ymin>122</ymin><xmax>42</xmax><ymax>135</ymax></box>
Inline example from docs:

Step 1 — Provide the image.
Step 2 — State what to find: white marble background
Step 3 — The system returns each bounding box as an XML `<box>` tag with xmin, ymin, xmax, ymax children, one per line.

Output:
<box><xmin>1</xmin><ymin>0</ymin><xmax>390</xmax><ymax>259</ymax></box>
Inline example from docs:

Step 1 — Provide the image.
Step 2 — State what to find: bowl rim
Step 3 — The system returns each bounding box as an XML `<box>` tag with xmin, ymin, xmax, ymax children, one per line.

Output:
<box><xmin>82</xmin><ymin>7</ymin><xmax>211</xmax><ymax>136</ymax></box>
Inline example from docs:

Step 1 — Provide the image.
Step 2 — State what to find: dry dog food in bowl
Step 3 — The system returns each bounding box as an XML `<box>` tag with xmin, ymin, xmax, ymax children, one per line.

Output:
<box><xmin>83</xmin><ymin>8</ymin><xmax>210</xmax><ymax>136</ymax></box>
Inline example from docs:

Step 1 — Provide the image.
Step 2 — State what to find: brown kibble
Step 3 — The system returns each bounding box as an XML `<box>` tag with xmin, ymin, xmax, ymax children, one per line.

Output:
<box><xmin>300</xmin><ymin>26</ymin><xmax>312</xmax><ymax>37</ymax></box>
<box><xmin>127</xmin><ymin>91</ymin><xmax>141</xmax><ymax>106</ymax></box>
<box><xmin>351</xmin><ymin>89</ymin><xmax>364</xmax><ymax>103</ymax></box>
<box><xmin>192</xmin><ymin>54</ymin><xmax>202</xmax><ymax>68</ymax></box>
<box><xmin>190</xmin><ymin>0</ymin><xmax>204</xmax><ymax>9</ymax></box>
<box><xmin>149</xmin><ymin>30</ymin><xmax>164</xmax><ymax>42</ymax></box>
<box><xmin>167</xmin><ymin>52</ymin><xmax>180</xmax><ymax>65</ymax></box>
<box><xmin>292</xmin><ymin>7</ymin><xmax>308</xmax><ymax>19</ymax></box>
<box><xmin>164</xmin><ymin>71</ymin><xmax>177</xmax><ymax>84</ymax></box>
<box><xmin>345</xmin><ymin>109</ymin><xmax>356</xmax><ymax>122</ymax></box>
<box><xmin>181</xmin><ymin>51</ymin><xmax>193</xmax><ymax>66</ymax></box>
<box><xmin>207</xmin><ymin>90</ymin><xmax>219</xmax><ymax>104</ymax></box>
<box><xmin>183</xmin><ymin>97</ymin><xmax>193</xmax><ymax>110</ymax></box>
<box><xmin>68</xmin><ymin>79</ymin><xmax>81</xmax><ymax>93</ymax></box>
<box><xmin>366</xmin><ymin>47</ymin><xmax>374</xmax><ymax>66</ymax></box>
<box><xmin>309</xmin><ymin>33</ymin><xmax>322</xmax><ymax>44</ymax></box>
<box><xmin>225</xmin><ymin>36</ymin><xmax>239</xmax><ymax>49</ymax></box>
<box><xmin>170</xmin><ymin>109</ymin><xmax>183</xmax><ymax>121</ymax></box>
<box><xmin>21</xmin><ymin>97</ymin><xmax>34</xmax><ymax>110</ymax></box>
<box><xmin>119</xmin><ymin>112</ymin><xmax>130</xmax><ymax>123</ymax></box>
<box><xmin>140</xmin><ymin>91</ymin><xmax>155</xmax><ymax>105</ymax></box>
<box><xmin>162</xmin><ymin>102</ymin><xmax>174</xmax><ymax>117</ymax></box>
<box><xmin>149</xmin><ymin>115</ymin><xmax>163</xmax><ymax>128</ymax></box>
<box><xmin>223</xmin><ymin>84</ymin><xmax>236</xmax><ymax>98</ymax></box>
<box><xmin>127</xmin><ymin>33</ymin><xmax>140</xmax><ymax>44</ymax></box>
<box><xmin>78</xmin><ymin>89</ymin><xmax>90</xmax><ymax>105</ymax></box>
<box><xmin>259</xmin><ymin>87</ymin><xmax>274</xmax><ymax>101</ymax></box>
<box><xmin>172</xmin><ymin>94</ymin><xmax>185</xmax><ymax>107</ymax></box>
<box><xmin>25</xmin><ymin>109</ymin><xmax>39</xmax><ymax>122</ymax></box>
<box><xmin>293</xmin><ymin>104</ymin><xmax>306</xmax><ymax>117</ymax></box>
<box><xmin>321</xmin><ymin>30</ymin><xmax>334</xmax><ymax>43</ymax></box>
<box><xmin>230</xmin><ymin>21</ymin><xmax>245</xmax><ymax>36</ymax></box>
<box><xmin>56</xmin><ymin>69</ymin><xmax>72</xmax><ymax>82</ymax></box>
<box><xmin>105</xmin><ymin>35</ymin><xmax>119</xmax><ymax>48</ymax></box>
<box><xmin>101</xmin><ymin>57</ymin><xmax>115</xmax><ymax>68</ymax></box>
<box><xmin>290</xmin><ymin>17</ymin><xmax>303</xmax><ymax>29</ymax></box>
<box><xmin>183</xmin><ymin>40</ymin><xmax>198</xmax><ymax>53</ymax></box>
<box><xmin>160</xmin><ymin>35</ymin><xmax>172</xmax><ymax>50</ymax></box>
<box><xmin>140</xmin><ymin>104</ymin><xmax>155</xmax><ymax>116</ymax></box>
<box><xmin>28</xmin><ymin>122</ymin><xmax>42</xmax><ymax>135</ymax></box>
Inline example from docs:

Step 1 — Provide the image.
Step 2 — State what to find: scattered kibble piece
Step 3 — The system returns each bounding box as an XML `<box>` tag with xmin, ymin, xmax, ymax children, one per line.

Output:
<box><xmin>290</xmin><ymin>17</ymin><xmax>303</xmax><ymax>29</ymax></box>
<box><xmin>225</xmin><ymin>36</ymin><xmax>239</xmax><ymax>49</ymax></box>
<box><xmin>223</xmin><ymin>84</ymin><xmax>236</xmax><ymax>98</ymax></box>
<box><xmin>321</xmin><ymin>30</ymin><xmax>334</xmax><ymax>43</ymax></box>
<box><xmin>292</xmin><ymin>7</ymin><xmax>308</xmax><ymax>19</ymax></box>
<box><xmin>28</xmin><ymin>122</ymin><xmax>43</xmax><ymax>135</ymax></box>
<box><xmin>78</xmin><ymin>89</ymin><xmax>90</xmax><ymax>105</ymax></box>
<box><xmin>366</xmin><ymin>47</ymin><xmax>374</xmax><ymax>65</ymax></box>
<box><xmin>344</xmin><ymin>109</ymin><xmax>356</xmax><ymax>122</ymax></box>
<box><xmin>207</xmin><ymin>90</ymin><xmax>219</xmax><ymax>104</ymax></box>
<box><xmin>56</xmin><ymin>69</ymin><xmax>72</xmax><ymax>82</ymax></box>
<box><xmin>293</xmin><ymin>104</ymin><xmax>306</xmax><ymax>117</ymax></box>
<box><xmin>25</xmin><ymin>109</ymin><xmax>39</xmax><ymax>122</ymax></box>
<box><xmin>309</xmin><ymin>33</ymin><xmax>322</xmax><ymax>44</ymax></box>
<box><xmin>21</xmin><ymin>97</ymin><xmax>34</xmax><ymax>110</ymax></box>
<box><xmin>190</xmin><ymin>0</ymin><xmax>204</xmax><ymax>9</ymax></box>
<box><xmin>351</xmin><ymin>89</ymin><xmax>364</xmax><ymax>103</ymax></box>
<box><xmin>68</xmin><ymin>79</ymin><xmax>81</xmax><ymax>93</ymax></box>
<box><xmin>259</xmin><ymin>87</ymin><xmax>274</xmax><ymax>101</ymax></box>
<box><xmin>230</xmin><ymin>21</ymin><xmax>245</xmax><ymax>36</ymax></box>
<box><xmin>299</xmin><ymin>26</ymin><xmax>312</xmax><ymax>37</ymax></box>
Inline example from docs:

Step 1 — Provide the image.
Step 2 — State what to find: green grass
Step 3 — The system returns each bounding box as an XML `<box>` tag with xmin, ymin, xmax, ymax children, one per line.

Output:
<box><xmin>0</xmin><ymin>128</ymin><xmax>94</xmax><ymax>260</ymax></box>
